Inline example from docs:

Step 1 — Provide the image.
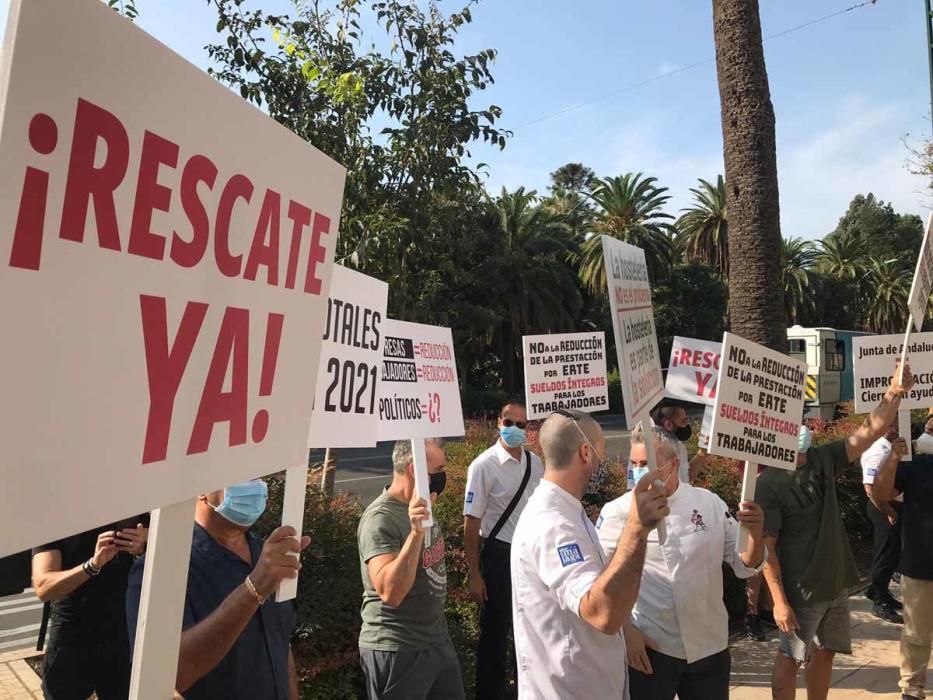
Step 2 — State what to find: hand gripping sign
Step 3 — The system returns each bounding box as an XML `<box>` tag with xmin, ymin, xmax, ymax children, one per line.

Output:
<box><xmin>522</xmin><ymin>331</ymin><xmax>609</xmax><ymax>420</ymax></box>
<box><xmin>377</xmin><ymin>319</ymin><xmax>465</xmax><ymax>528</ymax></box>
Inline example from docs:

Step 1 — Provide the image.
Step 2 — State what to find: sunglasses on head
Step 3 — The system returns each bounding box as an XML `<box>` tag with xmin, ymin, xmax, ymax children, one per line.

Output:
<box><xmin>501</xmin><ymin>418</ymin><xmax>528</xmax><ymax>429</ymax></box>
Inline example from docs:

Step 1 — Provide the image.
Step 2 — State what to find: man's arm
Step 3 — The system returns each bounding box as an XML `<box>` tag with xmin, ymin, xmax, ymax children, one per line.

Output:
<box><xmin>463</xmin><ymin>516</ymin><xmax>487</xmax><ymax>606</ymax></box>
<box><xmin>33</xmin><ymin>531</ymin><xmax>119</xmax><ymax>602</ymax></box>
<box><xmin>846</xmin><ymin>363</ymin><xmax>913</xmax><ymax>463</ymax></box>
<box><xmin>761</xmin><ymin>534</ymin><xmax>797</xmax><ymax>634</ymax></box>
<box><xmin>864</xmin><ymin>484</ymin><xmax>897</xmax><ymax>519</ymax></box>
<box><xmin>872</xmin><ymin>438</ymin><xmax>907</xmax><ymax>503</ymax></box>
<box><xmin>688</xmin><ymin>449</ymin><xmax>707</xmax><ymax>484</ymax></box>
<box><xmin>367</xmin><ymin>494</ymin><xmax>431</xmax><ymax>608</ymax></box>
<box><xmin>288</xmin><ymin>647</ymin><xmax>298</xmax><ymax>700</ymax></box>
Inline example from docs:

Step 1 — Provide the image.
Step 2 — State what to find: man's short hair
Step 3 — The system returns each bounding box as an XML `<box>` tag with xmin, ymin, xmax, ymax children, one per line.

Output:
<box><xmin>500</xmin><ymin>398</ymin><xmax>526</xmax><ymax>416</ymax></box>
<box><xmin>649</xmin><ymin>402</ymin><xmax>684</xmax><ymax>426</ymax></box>
<box><xmin>539</xmin><ymin>409</ymin><xmax>600</xmax><ymax>471</ymax></box>
<box><xmin>392</xmin><ymin>438</ymin><xmax>446</xmax><ymax>474</ymax></box>
<box><xmin>630</xmin><ymin>422</ymin><xmax>680</xmax><ymax>464</ymax></box>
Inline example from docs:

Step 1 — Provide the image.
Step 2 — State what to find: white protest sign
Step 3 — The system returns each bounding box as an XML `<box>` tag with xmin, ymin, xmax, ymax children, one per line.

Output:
<box><xmin>308</xmin><ymin>266</ymin><xmax>388</xmax><ymax>448</ymax></box>
<box><xmin>666</xmin><ymin>336</ymin><xmax>721</xmax><ymax>406</ymax></box>
<box><xmin>853</xmin><ymin>333</ymin><xmax>933</xmax><ymax>412</ymax></box>
<box><xmin>602</xmin><ymin>236</ymin><xmax>664</xmax><ymax>427</ymax></box>
<box><xmin>907</xmin><ymin>212</ymin><xmax>933</xmax><ymax>332</ymax></box>
<box><xmin>708</xmin><ymin>333</ymin><xmax>807</xmax><ymax>471</ymax></box>
<box><xmin>522</xmin><ymin>331</ymin><xmax>609</xmax><ymax>420</ymax></box>
<box><xmin>0</xmin><ymin>0</ymin><xmax>345</xmax><ymax>559</ymax></box>
<box><xmin>697</xmin><ymin>405</ymin><xmax>715</xmax><ymax>450</ymax></box>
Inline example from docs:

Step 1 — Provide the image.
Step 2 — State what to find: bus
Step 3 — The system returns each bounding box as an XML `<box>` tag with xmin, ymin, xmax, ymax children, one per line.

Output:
<box><xmin>787</xmin><ymin>325</ymin><xmax>869</xmax><ymax>419</ymax></box>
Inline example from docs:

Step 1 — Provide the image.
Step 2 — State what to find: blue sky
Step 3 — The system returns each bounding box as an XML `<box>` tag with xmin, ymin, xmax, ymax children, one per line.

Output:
<box><xmin>2</xmin><ymin>0</ymin><xmax>929</xmax><ymax>238</ymax></box>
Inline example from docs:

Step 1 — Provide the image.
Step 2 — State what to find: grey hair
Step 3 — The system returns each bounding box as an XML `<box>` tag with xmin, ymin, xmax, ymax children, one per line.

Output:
<box><xmin>630</xmin><ymin>423</ymin><xmax>680</xmax><ymax>464</ymax></box>
<box><xmin>392</xmin><ymin>438</ymin><xmax>446</xmax><ymax>474</ymax></box>
<box><xmin>539</xmin><ymin>409</ymin><xmax>600</xmax><ymax>471</ymax></box>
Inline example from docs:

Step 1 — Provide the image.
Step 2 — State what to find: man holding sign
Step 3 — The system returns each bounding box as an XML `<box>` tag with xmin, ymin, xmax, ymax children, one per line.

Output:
<box><xmin>758</xmin><ymin>363</ymin><xmax>914</xmax><ymax>700</ymax></box>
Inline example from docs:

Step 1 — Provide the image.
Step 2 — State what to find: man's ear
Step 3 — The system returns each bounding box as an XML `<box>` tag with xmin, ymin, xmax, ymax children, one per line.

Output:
<box><xmin>407</xmin><ymin>462</ymin><xmax>415</xmax><ymax>479</ymax></box>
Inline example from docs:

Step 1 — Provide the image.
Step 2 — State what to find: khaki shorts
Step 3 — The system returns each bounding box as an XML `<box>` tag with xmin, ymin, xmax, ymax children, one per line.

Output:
<box><xmin>779</xmin><ymin>592</ymin><xmax>852</xmax><ymax>664</ymax></box>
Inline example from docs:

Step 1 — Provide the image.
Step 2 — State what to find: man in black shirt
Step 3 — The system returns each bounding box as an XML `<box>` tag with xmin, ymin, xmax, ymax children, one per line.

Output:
<box><xmin>872</xmin><ymin>444</ymin><xmax>933</xmax><ymax>700</ymax></box>
<box><xmin>32</xmin><ymin>518</ymin><xmax>148</xmax><ymax>699</ymax></box>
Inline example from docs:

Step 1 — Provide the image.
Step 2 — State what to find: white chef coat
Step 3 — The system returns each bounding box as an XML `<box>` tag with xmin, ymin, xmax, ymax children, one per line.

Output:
<box><xmin>676</xmin><ymin>440</ymin><xmax>690</xmax><ymax>484</ymax></box>
<box><xmin>464</xmin><ymin>441</ymin><xmax>544</xmax><ymax>544</ymax></box>
<box><xmin>511</xmin><ymin>480</ymin><xmax>628</xmax><ymax>699</ymax></box>
<box><xmin>916</xmin><ymin>433</ymin><xmax>933</xmax><ymax>455</ymax></box>
<box><xmin>861</xmin><ymin>437</ymin><xmax>904</xmax><ymax>503</ymax></box>
<box><xmin>596</xmin><ymin>483</ymin><xmax>764</xmax><ymax>663</ymax></box>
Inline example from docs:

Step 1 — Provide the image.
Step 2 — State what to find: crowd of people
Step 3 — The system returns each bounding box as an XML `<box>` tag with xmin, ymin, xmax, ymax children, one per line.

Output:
<box><xmin>26</xmin><ymin>361</ymin><xmax>932</xmax><ymax>699</ymax></box>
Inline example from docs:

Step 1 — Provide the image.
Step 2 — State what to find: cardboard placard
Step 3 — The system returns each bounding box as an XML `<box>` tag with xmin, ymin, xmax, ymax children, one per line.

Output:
<box><xmin>666</xmin><ymin>336</ymin><xmax>721</xmax><ymax>406</ymax></box>
<box><xmin>708</xmin><ymin>333</ymin><xmax>807</xmax><ymax>471</ymax></box>
<box><xmin>697</xmin><ymin>405</ymin><xmax>715</xmax><ymax>450</ymax></box>
<box><xmin>907</xmin><ymin>213</ymin><xmax>933</xmax><ymax>332</ymax></box>
<box><xmin>307</xmin><ymin>266</ymin><xmax>388</xmax><ymax>448</ymax></box>
<box><xmin>522</xmin><ymin>331</ymin><xmax>609</xmax><ymax>420</ymax></box>
<box><xmin>0</xmin><ymin>0</ymin><xmax>345</xmax><ymax>558</ymax></box>
<box><xmin>853</xmin><ymin>332</ymin><xmax>933</xmax><ymax>412</ymax></box>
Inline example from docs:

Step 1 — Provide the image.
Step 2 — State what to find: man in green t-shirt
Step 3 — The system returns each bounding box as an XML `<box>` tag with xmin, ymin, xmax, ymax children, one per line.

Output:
<box><xmin>758</xmin><ymin>362</ymin><xmax>913</xmax><ymax>700</ymax></box>
<box><xmin>357</xmin><ymin>438</ymin><xmax>464</xmax><ymax>700</ymax></box>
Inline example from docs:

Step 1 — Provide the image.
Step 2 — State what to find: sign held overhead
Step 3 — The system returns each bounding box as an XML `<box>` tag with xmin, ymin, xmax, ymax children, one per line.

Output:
<box><xmin>522</xmin><ymin>331</ymin><xmax>609</xmax><ymax>420</ymax></box>
<box><xmin>853</xmin><ymin>333</ymin><xmax>933</xmax><ymax>411</ymax></box>
<box><xmin>907</xmin><ymin>212</ymin><xmax>933</xmax><ymax>332</ymax></box>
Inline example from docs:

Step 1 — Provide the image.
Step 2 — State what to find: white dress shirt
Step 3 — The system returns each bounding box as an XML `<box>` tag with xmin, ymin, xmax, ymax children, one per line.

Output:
<box><xmin>675</xmin><ymin>440</ymin><xmax>690</xmax><ymax>483</ymax></box>
<box><xmin>861</xmin><ymin>436</ymin><xmax>903</xmax><ymax>503</ymax></box>
<box><xmin>916</xmin><ymin>433</ymin><xmax>933</xmax><ymax>455</ymax></box>
<box><xmin>596</xmin><ymin>483</ymin><xmax>764</xmax><ymax>663</ymax></box>
<box><xmin>512</xmin><ymin>480</ymin><xmax>628</xmax><ymax>699</ymax></box>
<box><xmin>464</xmin><ymin>441</ymin><xmax>544</xmax><ymax>544</ymax></box>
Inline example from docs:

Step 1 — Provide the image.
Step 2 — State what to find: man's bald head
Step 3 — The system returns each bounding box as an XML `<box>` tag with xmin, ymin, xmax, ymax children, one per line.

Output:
<box><xmin>540</xmin><ymin>410</ymin><xmax>602</xmax><ymax>471</ymax></box>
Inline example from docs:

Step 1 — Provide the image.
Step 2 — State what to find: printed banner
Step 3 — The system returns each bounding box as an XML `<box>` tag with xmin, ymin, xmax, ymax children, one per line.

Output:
<box><xmin>307</xmin><ymin>266</ymin><xmax>388</xmax><ymax>448</ymax></box>
<box><xmin>666</xmin><ymin>336</ymin><xmax>721</xmax><ymax>406</ymax></box>
<box><xmin>522</xmin><ymin>331</ymin><xmax>609</xmax><ymax>420</ymax></box>
<box><xmin>708</xmin><ymin>333</ymin><xmax>807</xmax><ymax>471</ymax></box>
<box><xmin>853</xmin><ymin>333</ymin><xmax>933</xmax><ymax>412</ymax></box>
<box><xmin>0</xmin><ymin>0</ymin><xmax>345</xmax><ymax>557</ymax></box>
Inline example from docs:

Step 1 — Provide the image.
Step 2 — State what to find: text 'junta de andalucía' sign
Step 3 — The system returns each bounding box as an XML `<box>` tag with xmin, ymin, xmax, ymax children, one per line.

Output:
<box><xmin>522</xmin><ymin>331</ymin><xmax>609</xmax><ymax>420</ymax></box>
<box><xmin>708</xmin><ymin>333</ymin><xmax>807</xmax><ymax>470</ymax></box>
<box><xmin>853</xmin><ymin>333</ymin><xmax>933</xmax><ymax>412</ymax></box>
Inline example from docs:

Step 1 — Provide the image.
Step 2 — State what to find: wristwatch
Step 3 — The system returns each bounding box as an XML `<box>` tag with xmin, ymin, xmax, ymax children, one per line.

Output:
<box><xmin>83</xmin><ymin>559</ymin><xmax>101</xmax><ymax>577</ymax></box>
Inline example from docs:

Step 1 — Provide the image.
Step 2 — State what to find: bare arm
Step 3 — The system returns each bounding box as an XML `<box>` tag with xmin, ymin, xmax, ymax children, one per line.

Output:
<box><xmin>32</xmin><ymin>551</ymin><xmax>89</xmax><ymax>602</ymax></box>
<box><xmin>864</xmin><ymin>484</ymin><xmax>896</xmax><ymax>518</ymax></box>
<box><xmin>288</xmin><ymin>648</ymin><xmax>298</xmax><ymax>700</ymax></box>
<box><xmin>367</xmin><ymin>530</ymin><xmax>425</xmax><ymax>608</ymax></box>
<box><xmin>761</xmin><ymin>535</ymin><xmax>787</xmax><ymax>608</ymax></box>
<box><xmin>846</xmin><ymin>364</ymin><xmax>913</xmax><ymax>463</ymax></box>
<box><xmin>688</xmin><ymin>449</ymin><xmax>707</xmax><ymax>484</ymax></box>
<box><xmin>463</xmin><ymin>516</ymin><xmax>482</xmax><ymax>579</ymax></box>
<box><xmin>872</xmin><ymin>439</ymin><xmax>906</xmax><ymax>504</ymax></box>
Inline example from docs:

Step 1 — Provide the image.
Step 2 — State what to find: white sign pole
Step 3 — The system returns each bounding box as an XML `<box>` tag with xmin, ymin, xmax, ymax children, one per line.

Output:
<box><xmin>898</xmin><ymin>315</ymin><xmax>913</xmax><ymax>386</ymax></box>
<box><xmin>737</xmin><ymin>462</ymin><xmax>757</xmax><ymax>554</ymax></box>
<box><xmin>899</xmin><ymin>410</ymin><xmax>913</xmax><ymax>462</ymax></box>
<box><xmin>129</xmin><ymin>498</ymin><xmax>197</xmax><ymax>700</ymax></box>
<box><xmin>641</xmin><ymin>424</ymin><xmax>666</xmax><ymax>545</ymax></box>
<box><xmin>277</xmin><ymin>465</ymin><xmax>308</xmax><ymax>601</ymax></box>
<box><xmin>411</xmin><ymin>438</ymin><xmax>433</xmax><ymax>529</ymax></box>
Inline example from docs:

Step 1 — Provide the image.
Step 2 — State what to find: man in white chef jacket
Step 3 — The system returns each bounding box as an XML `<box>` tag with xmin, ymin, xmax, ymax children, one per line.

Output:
<box><xmin>511</xmin><ymin>409</ymin><xmax>669</xmax><ymax>699</ymax></box>
<box><xmin>597</xmin><ymin>425</ymin><xmax>767</xmax><ymax>699</ymax></box>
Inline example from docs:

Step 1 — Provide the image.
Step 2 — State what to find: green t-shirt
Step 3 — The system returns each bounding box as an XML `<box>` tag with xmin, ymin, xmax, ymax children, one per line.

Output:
<box><xmin>756</xmin><ymin>439</ymin><xmax>860</xmax><ymax>608</ymax></box>
<box><xmin>357</xmin><ymin>491</ymin><xmax>448</xmax><ymax>650</ymax></box>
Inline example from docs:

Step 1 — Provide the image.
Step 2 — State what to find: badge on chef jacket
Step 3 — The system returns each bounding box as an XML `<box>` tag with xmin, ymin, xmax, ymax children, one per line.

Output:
<box><xmin>557</xmin><ymin>543</ymin><xmax>584</xmax><ymax>566</ymax></box>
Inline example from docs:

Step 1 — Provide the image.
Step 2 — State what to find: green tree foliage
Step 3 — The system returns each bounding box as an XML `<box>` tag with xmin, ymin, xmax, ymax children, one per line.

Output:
<box><xmin>653</xmin><ymin>262</ymin><xmax>728</xmax><ymax>363</ymax></box>
<box><xmin>781</xmin><ymin>237</ymin><xmax>817</xmax><ymax>326</ymax></box>
<box><xmin>106</xmin><ymin>0</ymin><xmax>138</xmax><ymax>20</ymax></box>
<box><xmin>676</xmin><ymin>175</ymin><xmax>728</xmax><ymax>277</ymax></box>
<box><xmin>861</xmin><ymin>256</ymin><xmax>910</xmax><ymax>334</ymax></box>
<box><xmin>541</xmin><ymin>163</ymin><xmax>597</xmax><ymax>241</ymax></box>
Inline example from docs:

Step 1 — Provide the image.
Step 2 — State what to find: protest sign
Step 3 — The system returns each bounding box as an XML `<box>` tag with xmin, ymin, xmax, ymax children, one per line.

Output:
<box><xmin>0</xmin><ymin>0</ymin><xmax>345</xmax><ymax>558</ymax></box>
<box><xmin>602</xmin><ymin>236</ymin><xmax>664</xmax><ymax>426</ymax></box>
<box><xmin>853</xmin><ymin>333</ymin><xmax>933</xmax><ymax>411</ymax></box>
<box><xmin>708</xmin><ymin>333</ymin><xmax>807</xmax><ymax>471</ymax></box>
<box><xmin>697</xmin><ymin>406</ymin><xmax>715</xmax><ymax>450</ymax></box>
<box><xmin>907</xmin><ymin>213</ymin><xmax>933</xmax><ymax>332</ymax></box>
<box><xmin>666</xmin><ymin>336</ymin><xmax>721</xmax><ymax>406</ymax></box>
<box><xmin>522</xmin><ymin>331</ymin><xmax>608</xmax><ymax>420</ymax></box>
<box><xmin>308</xmin><ymin>266</ymin><xmax>388</xmax><ymax>448</ymax></box>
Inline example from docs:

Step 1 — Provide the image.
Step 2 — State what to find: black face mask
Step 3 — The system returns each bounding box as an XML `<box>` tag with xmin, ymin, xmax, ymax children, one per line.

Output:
<box><xmin>674</xmin><ymin>425</ymin><xmax>692</xmax><ymax>442</ymax></box>
<box><xmin>429</xmin><ymin>471</ymin><xmax>447</xmax><ymax>496</ymax></box>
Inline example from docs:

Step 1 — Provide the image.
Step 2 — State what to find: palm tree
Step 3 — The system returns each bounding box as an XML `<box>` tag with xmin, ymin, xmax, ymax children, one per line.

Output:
<box><xmin>861</xmin><ymin>256</ymin><xmax>909</xmax><ymax>334</ymax></box>
<box><xmin>712</xmin><ymin>0</ymin><xmax>786</xmax><ymax>351</ymax></box>
<box><xmin>815</xmin><ymin>231</ymin><xmax>867</xmax><ymax>281</ymax></box>
<box><xmin>677</xmin><ymin>175</ymin><xmax>728</xmax><ymax>277</ymax></box>
<box><xmin>578</xmin><ymin>173</ymin><xmax>674</xmax><ymax>295</ymax></box>
<box><xmin>781</xmin><ymin>237</ymin><xmax>817</xmax><ymax>325</ymax></box>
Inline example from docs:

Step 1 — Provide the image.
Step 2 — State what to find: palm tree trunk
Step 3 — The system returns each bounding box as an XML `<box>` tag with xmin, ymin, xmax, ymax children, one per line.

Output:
<box><xmin>712</xmin><ymin>0</ymin><xmax>787</xmax><ymax>352</ymax></box>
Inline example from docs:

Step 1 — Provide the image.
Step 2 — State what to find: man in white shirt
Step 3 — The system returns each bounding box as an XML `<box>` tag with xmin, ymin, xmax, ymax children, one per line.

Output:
<box><xmin>511</xmin><ymin>409</ymin><xmax>668</xmax><ymax>699</ymax></box>
<box><xmin>915</xmin><ymin>415</ymin><xmax>933</xmax><ymax>455</ymax></box>
<box><xmin>650</xmin><ymin>402</ymin><xmax>706</xmax><ymax>484</ymax></box>
<box><xmin>861</xmin><ymin>424</ymin><xmax>904</xmax><ymax>624</ymax></box>
<box><xmin>464</xmin><ymin>400</ymin><xmax>544</xmax><ymax>698</ymax></box>
<box><xmin>597</xmin><ymin>425</ymin><xmax>766</xmax><ymax>699</ymax></box>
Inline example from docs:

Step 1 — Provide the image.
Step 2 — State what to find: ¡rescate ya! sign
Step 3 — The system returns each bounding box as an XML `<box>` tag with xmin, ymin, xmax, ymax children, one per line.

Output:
<box><xmin>665</xmin><ymin>336</ymin><xmax>721</xmax><ymax>406</ymax></box>
<box><xmin>0</xmin><ymin>0</ymin><xmax>346</xmax><ymax>557</ymax></box>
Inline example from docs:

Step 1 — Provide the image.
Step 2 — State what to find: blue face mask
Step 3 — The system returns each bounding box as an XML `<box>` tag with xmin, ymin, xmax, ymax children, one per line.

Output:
<box><xmin>500</xmin><ymin>425</ymin><xmax>526</xmax><ymax>449</ymax></box>
<box><xmin>632</xmin><ymin>464</ymin><xmax>650</xmax><ymax>484</ymax></box>
<box><xmin>798</xmin><ymin>425</ymin><xmax>812</xmax><ymax>453</ymax></box>
<box><xmin>212</xmin><ymin>480</ymin><xmax>268</xmax><ymax>527</ymax></box>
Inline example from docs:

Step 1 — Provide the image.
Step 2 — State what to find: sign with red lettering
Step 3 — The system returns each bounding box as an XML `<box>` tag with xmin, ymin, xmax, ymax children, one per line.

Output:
<box><xmin>666</xmin><ymin>336</ymin><xmax>721</xmax><ymax>405</ymax></box>
<box><xmin>308</xmin><ymin>266</ymin><xmax>388</xmax><ymax>448</ymax></box>
<box><xmin>708</xmin><ymin>333</ymin><xmax>807</xmax><ymax>471</ymax></box>
<box><xmin>376</xmin><ymin>320</ymin><xmax>465</xmax><ymax>440</ymax></box>
<box><xmin>522</xmin><ymin>332</ymin><xmax>608</xmax><ymax>420</ymax></box>
<box><xmin>0</xmin><ymin>0</ymin><xmax>345</xmax><ymax>557</ymax></box>
<box><xmin>602</xmin><ymin>236</ymin><xmax>664</xmax><ymax>427</ymax></box>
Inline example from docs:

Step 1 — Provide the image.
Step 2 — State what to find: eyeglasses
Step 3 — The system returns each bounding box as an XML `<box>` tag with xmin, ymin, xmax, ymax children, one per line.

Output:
<box><xmin>554</xmin><ymin>409</ymin><xmax>609</xmax><ymax>467</ymax></box>
<box><xmin>501</xmin><ymin>418</ymin><xmax>528</xmax><ymax>429</ymax></box>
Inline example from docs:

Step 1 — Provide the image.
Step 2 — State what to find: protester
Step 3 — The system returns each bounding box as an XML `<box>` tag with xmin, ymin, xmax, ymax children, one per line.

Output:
<box><xmin>743</xmin><ymin>574</ymin><xmax>768</xmax><ymax>641</ymax></box>
<box><xmin>870</xmin><ymin>435</ymin><xmax>933</xmax><ymax>700</ymax></box>
<box><xmin>463</xmin><ymin>399</ymin><xmax>544</xmax><ymax>697</ymax></box>
<box><xmin>126</xmin><ymin>479</ymin><xmax>308</xmax><ymax>700</ymax></box>
<box><xmin>915</xmin><ymin>415</ymin><xmax>933</xmax><ymax>455</ymax></box>
<box><xmin>757</xmin><ymin>362</ymin><xmax>913</xmax><ymax>700</ymax></box>
<box><xmin>861</xmin><ymin>423</ymin><xmax>904</xmax><ymax>623</ymax></box>
<box><xmin>32</xmin><ymin>517</ymin><xmax>148</xmax><ymax>700</ymax></box>
<box><xmin>357</xmin><ymin>439</ymin><xmax>463</xmax><ymax>700</ymax></box>
<box><xmin>597</xmin><ymin>425</ymin><xmax>767</xmax><ymax>699</ymax></box>
<box><xmin>650</xmin><ymin>402</ymin><xmax>706</xmax><ymax>483</ymax></box>
<box><xmin>511</xmin><ymin>409</ymin><xmax>668</xmax><ymax>698</ymax></box>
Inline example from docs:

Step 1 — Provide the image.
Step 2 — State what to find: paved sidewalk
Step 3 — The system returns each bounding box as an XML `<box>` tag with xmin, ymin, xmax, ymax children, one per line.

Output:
<box><xmin>0</xmin><ymin>648</ymin><xmax>41</xmax><ymax>700</ymax></box>
<box><xmin>730</xmin><ymin>585</ymin><xmax>929</xmax><ymax>698</ymax></box>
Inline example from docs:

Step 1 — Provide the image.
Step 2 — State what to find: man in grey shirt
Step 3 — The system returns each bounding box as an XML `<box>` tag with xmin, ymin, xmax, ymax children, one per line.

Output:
<box><xmin>357</xmin><ymin>438</ymin><xmax>463</xmax><ymax>699</ymax></box>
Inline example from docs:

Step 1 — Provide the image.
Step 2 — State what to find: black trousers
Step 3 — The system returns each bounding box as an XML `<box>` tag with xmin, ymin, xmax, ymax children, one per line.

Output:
<box><xmin>866</xmin><ymin>499</ymin><xmax>902</xmax><ymax>599</ymax></box>
<box><xmin>628</xmin><ymin>648</ymin><xmax>731</xmax><ymax>700</ymax></box>
<box><xmin>475</xmin><ymin>538</ymin><xmax>515</xmax><ymax>698</ymax></box>
<box><xmin>42</xmin><ymin>630</ymin><xmax>131</xmax><ymax>700</ymax></box>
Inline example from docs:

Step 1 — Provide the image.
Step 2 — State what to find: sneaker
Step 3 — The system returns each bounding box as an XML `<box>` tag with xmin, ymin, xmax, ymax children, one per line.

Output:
<box><xmin>881</xmin><ymin>594</ymin><xmax>904</xmax><ymax>611</ymax></box>
<box><xmin>873</xmin><ymin>603</ymin><xmax>904</xmax><ymax>624</ymax></box>
<box><xmin>745</xmin><ymin>615</ymin><xmax>766</xmax><ymax>641</ymax></box>
<box><xmin>864</xmin><ymin>586</ymin><xmax>877</xmax><ymax>601</ymax></box>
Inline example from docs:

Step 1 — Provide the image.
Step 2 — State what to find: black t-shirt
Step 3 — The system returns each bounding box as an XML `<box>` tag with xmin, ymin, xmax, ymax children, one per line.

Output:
<box><xmin>32</xmin><ymin>516</ymin><xmax>147</xmax><ymax>643</ymax></box>
<box><xmin>896</xmin><ymin>455</ymin><xmax>933</xmax><ymax>581</ymax></box>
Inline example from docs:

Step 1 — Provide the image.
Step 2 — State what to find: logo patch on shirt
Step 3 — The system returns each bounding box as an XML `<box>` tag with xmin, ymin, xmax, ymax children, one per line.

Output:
<box><xmin>596</xmin><ymin>515</ymin><xmax>604</xmax><ymax>530</ymax></box>
<box><xmin>466</xmin><ymin>491</ymin><xmax>474</xmax><ymax>504</ymax></box>
<box><xmin>691</xmin><ymin>510</ymin><xmax>707</xmax><ymax>532</ymax></box>
<box><xmin>867</xmin><ymin>469</ymin><xmax>877</xmax><ymax>478</ymax></box>
<box><xmin>557</xmin><ymin>543</ymin><xmax>584</xmax><ymax>567</ymax></box>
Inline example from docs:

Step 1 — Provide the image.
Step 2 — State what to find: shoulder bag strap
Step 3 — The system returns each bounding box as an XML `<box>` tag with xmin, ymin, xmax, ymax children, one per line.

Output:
<box><xmin>487</xmin><ymin>449</ymin><xmax>533</xmax><ymax>543</ymax></box>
